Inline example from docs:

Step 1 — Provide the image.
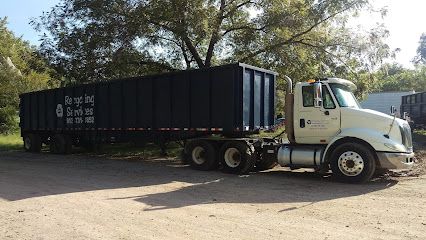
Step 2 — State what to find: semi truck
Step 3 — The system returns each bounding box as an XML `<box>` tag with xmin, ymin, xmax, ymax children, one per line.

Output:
<box><xmin>20</xmin><ymin>63</ymin><xmax>414</xmax><ymax>183</ymax></box>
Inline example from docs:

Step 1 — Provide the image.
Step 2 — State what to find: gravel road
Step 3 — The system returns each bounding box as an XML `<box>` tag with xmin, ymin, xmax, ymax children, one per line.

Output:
<box><xmin>1</xmin><ymin>151</ymin><xmax>425</xmax><ymax>240</ymax></box>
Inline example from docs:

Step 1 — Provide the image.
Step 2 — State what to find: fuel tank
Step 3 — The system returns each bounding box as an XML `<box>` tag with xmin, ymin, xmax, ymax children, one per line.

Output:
<box><xmin>277</xmin><ymin>145</ymin><xmax>325</xmax><ymax>167</ymax></box>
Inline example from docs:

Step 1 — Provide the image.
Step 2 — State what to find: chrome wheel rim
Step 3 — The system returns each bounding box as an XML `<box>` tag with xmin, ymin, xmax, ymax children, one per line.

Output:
<box><xmin>192</xmin><ymin>146</ymin><xmax>206</xmax><ymax>165</ymax></box>
<box><xmin>338</xmin><ymin>151</ymin><xmax>364</xmax><ymax>176</ymax></box>
<box><xmin>224</xmin><ymin>148</ymin><xmax>241</xmax><ymax>168</ymax></box>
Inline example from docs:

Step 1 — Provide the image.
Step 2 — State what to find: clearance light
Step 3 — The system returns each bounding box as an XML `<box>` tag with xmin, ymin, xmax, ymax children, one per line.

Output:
<box><xmin>307</xmin><ymin>79</ymin><xmax>316</xmax><ymax>83</ymax></box>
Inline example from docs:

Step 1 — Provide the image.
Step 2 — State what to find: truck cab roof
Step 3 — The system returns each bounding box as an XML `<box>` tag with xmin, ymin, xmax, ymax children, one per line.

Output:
<box><xmin>320</xmin><ymin>78</ymin><xmax>357</xmax><ymax>91</ymax></box>
<box><xmin>298</xmin><ymin>78</ymin><xmax>357</xmax><ymax>92</ymax></box>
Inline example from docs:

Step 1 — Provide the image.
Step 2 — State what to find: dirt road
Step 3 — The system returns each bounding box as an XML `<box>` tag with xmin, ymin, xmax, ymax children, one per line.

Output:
<box><xmin>1</xmin><ymin>151</ymin><xmax>425</xmax><ymax>240</ymax></box>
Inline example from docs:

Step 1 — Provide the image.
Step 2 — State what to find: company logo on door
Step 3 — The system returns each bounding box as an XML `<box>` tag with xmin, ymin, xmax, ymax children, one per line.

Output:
<box><xmin>306</xmin><ymin>119</ymin><xmax>329</xmax><ymax>130</ymax></box>
<box><xmin>63</xmin><ymin>94</ymin><xmax>95</xmax><ymax>125</ymax></box>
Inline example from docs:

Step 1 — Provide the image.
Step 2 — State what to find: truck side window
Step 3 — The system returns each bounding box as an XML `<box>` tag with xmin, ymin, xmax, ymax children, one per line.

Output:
<box><xmin>323</xmin><ymin>87</ymin><xmax>336</xmax><ymax>109</ymax></box>
<box><xmin>302</xmin><ymin>86</ymin><xmax>314</xmax><ymax>107</ymax></box>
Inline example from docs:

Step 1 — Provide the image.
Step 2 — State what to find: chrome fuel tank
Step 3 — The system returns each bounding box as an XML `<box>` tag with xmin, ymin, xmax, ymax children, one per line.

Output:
<box><xmin>277</xmin><ymin>145</ymin><xmax>324</xmax><ymax>167</ymax></box>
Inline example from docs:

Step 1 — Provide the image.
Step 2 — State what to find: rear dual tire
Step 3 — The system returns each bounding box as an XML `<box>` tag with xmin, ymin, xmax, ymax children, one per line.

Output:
<box><xmin>219</xmin><ymin>141</ymin><xmax>256</xmax><ymax>174</ymax></box>
<box><xmin>185</xmin><ymin>140</ymin><xmax>256</xmax><ymax>174</ymax></box>
<box><xmin>185</xmin><ymin>140</ymin><xmax>219</xmax><ymax>171</ymax></box>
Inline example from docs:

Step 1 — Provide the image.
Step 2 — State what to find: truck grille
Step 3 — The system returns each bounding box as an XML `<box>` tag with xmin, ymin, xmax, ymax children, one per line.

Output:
<box><xmin>400</xmin><ymin>123</ymin><xmax>413</xmax><ymax>152</ymax></box>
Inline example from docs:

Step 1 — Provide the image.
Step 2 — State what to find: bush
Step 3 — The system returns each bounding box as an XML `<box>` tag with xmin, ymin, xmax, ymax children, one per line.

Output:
<box><xmin>0</xmin><ymin>106</ymin><xmax>18</xmax><ymax>134</ymax></box>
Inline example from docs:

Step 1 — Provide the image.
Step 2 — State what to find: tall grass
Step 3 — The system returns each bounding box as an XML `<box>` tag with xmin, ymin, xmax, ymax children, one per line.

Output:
<box><xmin>0</xmin><ymin>132</ymin><xmax>22</xmax><ymax>151</ymax></box>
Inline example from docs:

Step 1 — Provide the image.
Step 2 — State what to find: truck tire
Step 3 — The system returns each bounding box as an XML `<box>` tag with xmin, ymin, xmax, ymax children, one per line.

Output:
<box><xmin>50</xmin><ymin>134</ymin><xmax>72</xmax><ymax>154</ymax></box>
<box><xmin>185</xmin><ymin>140</ymin><xmax>218</xmax><ymax>171</ymax></box>
<box><xmin>23</xmin><ymin>134</ymin><xmax>42</xmax><ymax>152</ymax></box>
<box><xmin>219</xmin><ymin>141</ymin><xmax>256</xmax><ymax>174</ymax></box>
<box><xmin>330</xmin><ymin>142</ymin><xmax>376</xmax><ymax>183</ymax></box>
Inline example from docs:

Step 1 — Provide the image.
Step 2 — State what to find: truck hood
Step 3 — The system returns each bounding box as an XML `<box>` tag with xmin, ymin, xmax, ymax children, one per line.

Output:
<box><xmin>340</xmin><ymin>108</ymin><xmax>398</xmax><ymax>134</ymax></box>
<box><xmin>340</xmin><ymin>107</ymin><xmax>411</xmax><ymax>152</ymax></box>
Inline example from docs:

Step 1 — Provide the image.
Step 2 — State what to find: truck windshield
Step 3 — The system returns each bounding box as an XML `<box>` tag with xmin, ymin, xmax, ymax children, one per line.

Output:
<box><xmin>330</xmin><ymin>83</ymin><xmax>360</xmax><ymax>108</ymax></box>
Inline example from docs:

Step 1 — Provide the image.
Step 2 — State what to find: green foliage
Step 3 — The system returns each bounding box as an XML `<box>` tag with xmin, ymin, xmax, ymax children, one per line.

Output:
<box><xmin>374</xmin><ymin>63</ymin><xmax>426</xmax><ymax>92</ymax></box>
<box><xmin>372</xmin><ymin>35</ymin><xmax>426</xmax><ymax>94</ymax></box>
<box><xmin>0</xmin><ymin>17</ymin><xmax>58</xmax><ymax>134</ymax></box>
<box><xmin>35</xmin><ymin>0</ymin><xmax>390</xmax><ymax>100</ymax></box>
<box><xmin>414</xmin><ymin>33</ymin><xmax>426</xmax><ymax>65</ymax></box>
<box><xmin>0</xmin><ymin>132</ymin><xmax>21</xmax><ymax>151</ymax></box>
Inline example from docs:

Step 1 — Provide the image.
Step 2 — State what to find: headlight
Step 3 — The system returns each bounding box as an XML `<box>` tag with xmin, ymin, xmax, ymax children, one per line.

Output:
<box><xmin>384</xmin><ymin>143</ymin><xmax>405</xmax><ymax>152</ymax></box>
<box><xmin>384</xmin><ymin>143</ymin><xmax>399</xmax><ymax>151</ymax></box>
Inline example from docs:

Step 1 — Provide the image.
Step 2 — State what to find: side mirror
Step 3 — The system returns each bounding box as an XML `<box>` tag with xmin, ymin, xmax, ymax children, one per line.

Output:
<box><xmin>390</xmin><ymin>106</ymin><xmax>397</xmax><ymax>115</ymax></box>
<box><xmin>313</xmin><ymin>82</ymin><xmax>322</xmax><ymax>108</ymax></box>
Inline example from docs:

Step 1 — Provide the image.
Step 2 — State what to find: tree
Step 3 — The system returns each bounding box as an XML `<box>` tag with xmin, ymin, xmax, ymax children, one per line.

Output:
<box><xmin>0</xmin><ymin>17</ymin><xmax>57</xmax><ymax>133</ymax></box>
<box><xmin>374</xmin><ymin>63</ymin><xmax>426</xmax><ymax>92</ymax></box>
<box><xmin>35</xmin><ymin>0</ymin><xmax>392</xmax><ymax>114</ymax></box>
<box><xmin>413</xmin><ymin>33</ymin><xmax>426</xmax><ymax>65</ymax></box>
<box><xmin>35</xmin><ymin>1</ymin><xmax>383</xmax><ymax>77</ymax></box>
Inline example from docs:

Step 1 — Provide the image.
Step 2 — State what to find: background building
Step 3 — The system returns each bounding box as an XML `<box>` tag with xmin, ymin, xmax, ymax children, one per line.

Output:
<box><xmin>361</xmin><ymin>91</ymin><xmax>414</xmax><ymax>116</ymax></box>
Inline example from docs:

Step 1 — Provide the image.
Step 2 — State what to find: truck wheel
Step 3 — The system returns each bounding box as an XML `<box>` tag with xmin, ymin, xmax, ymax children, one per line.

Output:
<box><xmin>330</xmin><ymin>142</ymin><xmax>376</xmax><ymax>183</ymax></box>
<box><xmin>219</xmin><ymin>141</ymin><xmax>256</xmax><ymax>174</ymax></box>
<box><xmin>50</xmin><ymin>134</ymin><xmax>72</xmax><ymax>154</ymax></box>
<box><xmin>23</xmin><ymin>134</ymin><xmax>42</xmax><ymax>152</ymax></box>
<box><xmin>185</xmin><ymin>140</ymin><xmax>218</xmax><ymax>171</ymax></box>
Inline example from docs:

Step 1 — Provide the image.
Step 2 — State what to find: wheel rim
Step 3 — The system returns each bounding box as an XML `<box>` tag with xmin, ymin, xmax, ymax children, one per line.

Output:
<box><xmin>192</xmin><ymin>146</ymin><xmax>206</xmax><ymax>165</ymax></box>
<box><xmin>338</xmin><ymin>151</ymin><xmax>365</xmax><ymax>176</ymax></box>
<box><xmin>224</xmin><ymin>148</ymin><xmax>241</xmax><ymax>168</ymax></box>
<box><xmin>24</xmin><ymin>137</ymin><xmax>31</xmax><ymax>150</ymax></box>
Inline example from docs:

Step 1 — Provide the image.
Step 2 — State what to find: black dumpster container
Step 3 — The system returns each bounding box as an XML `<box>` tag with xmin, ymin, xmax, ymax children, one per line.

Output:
<box><xmin>401</xmin><ymin>92</ymin><xmax>426</xmax><ymax>128</ymax></box>
<box><xmin>20</xmin><ymin>63</ymin><xmax>277</xmax><ymax>135</ymax></box>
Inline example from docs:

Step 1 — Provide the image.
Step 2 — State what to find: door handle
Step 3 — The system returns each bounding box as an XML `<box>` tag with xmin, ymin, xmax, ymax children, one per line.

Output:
<box><xmin>324</xmin><ymin>111</ymin><xmax>330</xmax><ymax>116</ymax></box>
<box><xmin>300</xmin><ymin>119</ymin><xmax>305</xmax><ymax>128</ymax></box>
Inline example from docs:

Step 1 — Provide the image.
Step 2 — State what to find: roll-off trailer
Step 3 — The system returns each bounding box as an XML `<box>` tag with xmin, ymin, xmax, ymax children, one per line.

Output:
<box><xmin>20</xmin><ymin>63</ymin><xmax>414</xmax><ymax>183</ymax></box>
<box><xmin>400</xmin><ymin>91</ymin><xmax>426</xmax><ymax>129</ymax></box>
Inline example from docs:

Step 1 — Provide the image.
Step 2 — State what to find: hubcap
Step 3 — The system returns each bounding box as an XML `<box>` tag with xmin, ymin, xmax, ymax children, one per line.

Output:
<box><xmin>338</xmin><ymin>151</ymin><xmax>364</xmax><ymax>176</ymax></box>
<box><xmin>24</xmin><ymin>137</ymin><xmax>31</xmax><ymax>150</ymax></box>
<box><xmin>192</xmin><ymin>146</ymin><xmax>206</xmax><ymax>165</ymax></box>
<box><xmin>224</xmin><ymin>148</ymin><xmax>241</xmax><ymax>168</ymax></box>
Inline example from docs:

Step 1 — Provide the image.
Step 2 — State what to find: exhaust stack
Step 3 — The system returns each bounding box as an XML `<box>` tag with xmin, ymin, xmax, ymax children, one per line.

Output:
<box><xmin>284</xmin><ymin>75</ymin><xmax>295</xmax><ymax>143</ymax></box>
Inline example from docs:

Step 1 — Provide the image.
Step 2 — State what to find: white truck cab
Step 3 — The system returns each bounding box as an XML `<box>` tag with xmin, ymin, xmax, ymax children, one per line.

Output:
<box><xmin>277</xmin><ymin>77</ymin><xmax>414</xmax><ymax>183</ymax></box>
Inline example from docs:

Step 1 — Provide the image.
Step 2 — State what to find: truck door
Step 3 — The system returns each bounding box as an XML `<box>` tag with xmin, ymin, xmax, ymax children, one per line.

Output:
<box><xmin>294</xmin><ymin>84</ymin><xmax>340</xmax><ymax>144</ymax></box>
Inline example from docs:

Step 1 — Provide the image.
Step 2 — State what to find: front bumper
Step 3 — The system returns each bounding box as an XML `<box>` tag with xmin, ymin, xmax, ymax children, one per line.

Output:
<box><xmin>377</xmin><ymin>152</ymin><xmax>415</xmax><ymax>169</ymax></box>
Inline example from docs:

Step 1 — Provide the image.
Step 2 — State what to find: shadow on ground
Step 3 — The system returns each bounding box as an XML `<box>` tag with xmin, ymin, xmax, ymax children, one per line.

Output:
<box><xmin>0</xmin><ymin>151</ymin><xmax>397</xmax><ymax>210</ymax></box>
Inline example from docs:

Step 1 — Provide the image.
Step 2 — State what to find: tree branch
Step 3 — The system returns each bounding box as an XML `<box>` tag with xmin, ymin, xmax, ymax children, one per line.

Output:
<box><xmin>239</xmin><ymin>1</ymin><xmax>359</xmax><ymax>62</ymax></box>
<box><xmin>223</xmin><ymin>0</ymin><xmax>254</xmax><ymax>18</ymax></box>
<box><xmin>222</xmin><ymin>25</ymin><xmax>267</xmax><ymax>36</ymax></box>
<box><xmin>145</xmin><ymin>16</ymin><xmax>205</xmax><ymax>68</ymax></box>
<box><xmin>179</xmin><ymin>39</ymin><xmax>192</xmax><ymax>69</ymax></box>
<box><xmin>182</xmin><ymin>35</ymin><xmax>205</xmax><ymax>68</ymax></box>
<box><xmin>205</xmin><ymin>0</ymin><xmax>226</xmax><ymax>67</ymax></box>
<box><xmin>135</xmin><ymin>59</ymin><xmax>176</xmax><ymax>71</ymax></box>
<box><xmin>296</xmin><ymin>40</ymin><xmax>357</xmax><ymax>75</ymax></box>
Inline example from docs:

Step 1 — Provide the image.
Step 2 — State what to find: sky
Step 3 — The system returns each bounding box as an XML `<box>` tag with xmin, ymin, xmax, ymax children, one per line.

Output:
<box><xmin>0</xmin><ymin>0</ymin><xmax>59</xmax><ymax>44</ymax></box>
<box><xmin>353</xmin><ymin>0</ymin><xmax>426</xmax><ymax>68</ymax></box>
<box><xmin>0</xmin><ymin>0</ymin><xmax>425</xmax><ymax>68</ymax></box>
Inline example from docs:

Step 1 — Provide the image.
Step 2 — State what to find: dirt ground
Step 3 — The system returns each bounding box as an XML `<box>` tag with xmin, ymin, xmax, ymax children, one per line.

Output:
<box><xmin>0</xmin><ymin>151</ymin><xmax>425</xmax><ymax>240</ymax></box>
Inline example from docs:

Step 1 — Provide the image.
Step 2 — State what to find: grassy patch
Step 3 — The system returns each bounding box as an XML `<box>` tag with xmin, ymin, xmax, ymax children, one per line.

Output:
<box><xmin>414</xmin><ymin>129</ymin><xmax>426</xmax><ymax>136</ymax></box>
<box><xmin>0</xmin><ymin>132</ymin><xmax>22</xmax><ymax>151</ymax></box>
